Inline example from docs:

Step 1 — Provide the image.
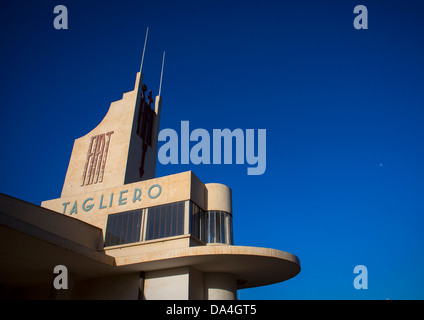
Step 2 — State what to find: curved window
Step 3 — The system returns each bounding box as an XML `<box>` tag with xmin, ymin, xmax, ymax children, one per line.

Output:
<box><xmin>190</xmin><ymin>202</ymin><xmax>233</xmax><ymax>245</ymax></box>
<box><xmin>207</xmin><ymin>211</ymin><xmax>233</xmax><ymax>245</ymax></box>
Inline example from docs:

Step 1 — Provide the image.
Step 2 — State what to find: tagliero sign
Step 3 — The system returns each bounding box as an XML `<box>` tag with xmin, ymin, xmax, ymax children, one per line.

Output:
<box><xmin>61</xmin><ymin>184</ymin><xmax>162</xmax><ymax>215</ymax></box>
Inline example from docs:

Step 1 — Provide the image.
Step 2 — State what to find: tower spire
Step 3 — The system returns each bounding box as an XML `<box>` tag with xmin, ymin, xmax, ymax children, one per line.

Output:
<box><xmin>139</xmin><ymin>27</ymin><xmax>149</xmax><ymax>73</ymax></box>
<box><xmin>158</xmin><ymin>51</ymin><xmax>165</xmax><ymax>96</ymax></box>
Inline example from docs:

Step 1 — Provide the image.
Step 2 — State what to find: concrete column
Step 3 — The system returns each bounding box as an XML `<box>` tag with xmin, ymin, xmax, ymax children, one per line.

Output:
<box><xmin>184</xmin><ymin>200</ymin><xmax>190</xmax><ymax>235</ymax></box>
<box><xmin>204</xmin><ymin>273</ymin><xmax>236</xmax><ymax>300</ymax></box>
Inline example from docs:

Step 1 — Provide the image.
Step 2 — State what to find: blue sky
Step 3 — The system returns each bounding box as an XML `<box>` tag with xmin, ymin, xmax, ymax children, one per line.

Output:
<box><xmin>1</xmin><ymin>0</ymin><xmax>424</xmax><ymax>299</ymax></box>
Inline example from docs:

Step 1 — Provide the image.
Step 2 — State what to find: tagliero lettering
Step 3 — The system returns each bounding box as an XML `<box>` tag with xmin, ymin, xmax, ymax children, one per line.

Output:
<box><xmin>158</xmin><ymin>121</ymin><xmax>266</xmax><ymax>175</ymax></box>
<box><xmin>61</xmin><ymin>184</ymin><xmax>162</xmax><ymax>215</ymax></box>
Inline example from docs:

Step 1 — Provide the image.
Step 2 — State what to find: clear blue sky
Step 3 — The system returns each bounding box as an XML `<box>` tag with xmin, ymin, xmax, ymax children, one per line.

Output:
<box><xmin>1</xmin><ymin>0</ymin><xmax>424</xmax><ymax>299</ymax></box>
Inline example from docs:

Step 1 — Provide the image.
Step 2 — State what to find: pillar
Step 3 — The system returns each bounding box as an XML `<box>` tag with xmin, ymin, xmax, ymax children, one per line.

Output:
<box><xmin>204</xmin><ymin>273</ymin><xmax>236</xmax><ymax>300</ymax></box>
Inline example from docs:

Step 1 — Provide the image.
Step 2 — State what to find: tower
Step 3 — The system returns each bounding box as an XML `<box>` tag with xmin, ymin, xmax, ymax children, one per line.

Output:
<box><xmin>62</xmin><ymin>31</ymin><xmax>163</xmax><ymax>197</ymax></box>
<box><xmin>61</xmin><ymin>70</ymin><xmax>161</xmax><ymax>198</ymax></box>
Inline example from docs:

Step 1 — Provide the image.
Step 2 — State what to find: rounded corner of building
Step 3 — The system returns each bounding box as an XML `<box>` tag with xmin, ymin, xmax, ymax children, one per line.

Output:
<box><xmin>205</xmin><ymin>183</ymin><xmax>232</xmax><ymax>214</ymax></box>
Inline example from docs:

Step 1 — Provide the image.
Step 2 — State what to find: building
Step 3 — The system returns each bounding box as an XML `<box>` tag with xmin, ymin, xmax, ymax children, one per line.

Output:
<box><xmin>0</xmin><ymin>44</ymin><xmax>300</xmax><ymax>300</ymax></box>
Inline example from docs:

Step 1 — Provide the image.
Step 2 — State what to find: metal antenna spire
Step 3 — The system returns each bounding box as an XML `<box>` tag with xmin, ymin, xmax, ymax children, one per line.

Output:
<box><xmin>158</xmin><ymin>51</ymin><xmax>165</xmax><ymax>96</ymax></box>
<box><xmin>139</xmin><ymin>27</ymin><xmax>149</xmax><ymax>73</ymax></box>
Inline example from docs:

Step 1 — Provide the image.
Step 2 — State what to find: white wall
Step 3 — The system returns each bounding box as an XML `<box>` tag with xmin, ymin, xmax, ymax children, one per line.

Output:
<box><xmin>144</xmin><ymin>267</ymin><xmax>189</xmax><ymax>300</ymax></box>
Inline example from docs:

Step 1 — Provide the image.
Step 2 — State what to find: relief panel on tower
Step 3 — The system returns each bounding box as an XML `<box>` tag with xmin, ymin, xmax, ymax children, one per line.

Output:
<box><xmin>81</xmin><ymin>131</ymin><xmax>114</xmax><ymax>186</ymax></box>
<box><xmin>137</xmin><ymin>84</ymin><xmax>156</xmax><ymax>179</ymax></box>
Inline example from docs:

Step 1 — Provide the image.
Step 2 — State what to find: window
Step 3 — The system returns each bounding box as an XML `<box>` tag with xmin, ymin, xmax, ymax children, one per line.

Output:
<box><xmin>104</xmin><ymin>209</ymin><xmax>143</xmax><ymax>247</ymax></box>
<box><xmin>191</xmin><ymin>202</ymin><xmax>206</xmax><ymax>243</ymax></box>
<box><xmin>145</xmin><ymin>201</ymin><xmax>185</xmax><ymax>241</ymax></box>
<box><xmin>104</xmin><ymin>200</ymin><xmax>233</xmax><ymax>248</ymax></box>
<box><xmin>104</xmin><ymin>201</ymin><xmax>186</xmax><ymax>247</ymax></box>
<box><xmin>190</xmin><ymin>203</ymin><xmax>233</xmax><ymax>245</ymax></box>
<box><xmin>207</xmin><ymin>211</ymin><xmax>233</xmax><ymax>244</ymax></box>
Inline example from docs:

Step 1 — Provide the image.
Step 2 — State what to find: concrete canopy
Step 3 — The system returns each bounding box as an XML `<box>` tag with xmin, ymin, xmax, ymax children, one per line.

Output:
<box><xmin>115</xmin><ymin>245</ymin><xmax>300</xmax><ymax>290</ymax></box>
<box><xmin>0</xmin><ymin>194</ymin><xmax>300</xmax><ymax>292</ymax></box>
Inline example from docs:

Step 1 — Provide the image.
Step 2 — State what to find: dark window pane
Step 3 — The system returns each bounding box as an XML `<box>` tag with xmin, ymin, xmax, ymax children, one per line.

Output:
<box><xmin>104</xmin><ymin>215</ymin><xmax>115</xmax><ymax>246</ymax></box>
<box><xmin>135</xmin><ymin>210</ymin><xmax>142</xmax><ymax>242</ymax></box>
<box><xmin>119</xmin><ymin>213</ymin><xmax>128</xmax><ymax>245</ymax></box>
<box><xmin>216</xmin><ymin>212</ymin><xmax>221</xmax><ymax>243</ymax></box>
<box><xmin>114</xmin><ymin>213</ymin><xmax>123</xmax><ymax>245</ymax></box>
<box><xmin>104</xmin><ymin>210</ymin><xmax>143</xmax><ymax>247</ymax></box>
<box><xmin>229</xmin><ymin>214</ymin><xmax>234</xmax><ymax>245</ymax></box>
<box><xmin>198</xmin><ymin>210</ymin><xmax>233</xmax><ymax>245</ymax></box>
<box><xmin>209</xmin><ymin>212</ymin><xmax>215</xmax><ymax>243</ymax></box>
<box><xmin>146</xmin><ymin>207</ymin><xmax>155</xmax><ymax>240</ymax></box>
<box><xmin>152</xmin><ymin>207</ymin><xmax>159</xmax><ymax>239</ymax></box>
<box><xmin>159</xmin><ymin>205</ymin><xmax>166</xmax><ymax>238</ymax></box>
<box><xmin>166</xmin><ymin>204</ymin><xmax>173</xmax><ymax>237</ymax></box>
<box><xmin>219</xmin><ymin>211</ymin><xmax>227</xmax><ymax>243</ymax></box>
<box><xmin>177</xmin><ymin>202</ymin><xmax>184</xmax><ymax>235</ymax></box>
<box><xmin>107</xmin><ymin>201</ymin><xmax>187</xmax><ymax>245</ymax></box>
<box><xmin>129</xmin><ymin>210</ymin><xmax>142</xmax><ymax>243</ymax></box>
<box><xmin>200</xmin><ymin>210</ymin><xmax>205</xmax><ymax>243</ymax></box>
<box><xmin>162</xmin><ymin>204</ymin><xmax>167</xmax><ymax>238</ymax></box>
<box><xmin>111</xmin><ymin>214</ymin><xmax>120</xmax><ymax>245</ymax></box>
<box><xmin>191</xmin><ymin>202</ymin><xmax>200</xmax><ymax>241</ymax></box>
